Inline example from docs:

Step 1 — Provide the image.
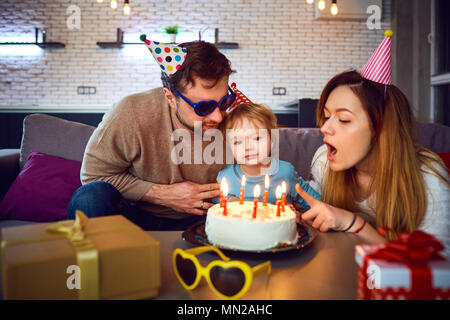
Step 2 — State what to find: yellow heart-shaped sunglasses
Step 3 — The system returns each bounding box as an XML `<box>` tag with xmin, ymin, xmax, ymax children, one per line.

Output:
<box><xmin>173</xmin><ymin>246</ymin><xmax>271</xmax><ymax>300</ymax></box>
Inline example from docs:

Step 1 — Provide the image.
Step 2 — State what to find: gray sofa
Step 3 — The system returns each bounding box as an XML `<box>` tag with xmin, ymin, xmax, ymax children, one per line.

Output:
<box><xmin>1</xmin><ymin>113</ymin><xmax>450</xmax><ymax>230</ymax></box>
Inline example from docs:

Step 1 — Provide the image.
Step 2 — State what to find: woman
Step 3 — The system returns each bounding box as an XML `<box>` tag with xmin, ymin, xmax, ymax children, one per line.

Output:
<box><xmin>296</xmin><ymin>70</ymin><xmax>450</xmax><ymax>255</ymax></box>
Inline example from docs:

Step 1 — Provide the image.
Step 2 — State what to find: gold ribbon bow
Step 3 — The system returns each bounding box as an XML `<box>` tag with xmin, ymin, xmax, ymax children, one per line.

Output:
<box><xmin>46</xmin><ymin>210</ymin><xmax>99</xmax><ymax>300</ymax></box>
<box><xmin>2</xmin><ymin>211</ymin><xmax>143</xmax><ymax>299</ymax></box>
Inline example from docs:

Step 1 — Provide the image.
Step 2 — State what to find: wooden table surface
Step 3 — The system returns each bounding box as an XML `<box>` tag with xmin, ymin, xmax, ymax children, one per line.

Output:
<box><xmin>149</xmin><ymin>230</ymin><xmax>364</xmax><ymax>300</ymax></box>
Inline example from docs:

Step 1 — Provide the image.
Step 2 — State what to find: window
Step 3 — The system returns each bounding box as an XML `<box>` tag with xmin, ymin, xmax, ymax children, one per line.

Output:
<box><xmin>433</xmin><ymin>84</ymin><xmax>450</xmax><ymax>126</ymax></box>
<box><xmin>431</xmin><ymin>0</ymin><xmax>450</xmax><ymax>126</ymax></box>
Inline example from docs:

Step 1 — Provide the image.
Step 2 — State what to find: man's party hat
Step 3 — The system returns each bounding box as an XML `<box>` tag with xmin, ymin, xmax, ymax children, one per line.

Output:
<box><xmin>140</xmin><ymin>34</ymin><xmax>187</xmax><ymax>77</ymax></box>
<box><xmin>360</xmin><ymin>30</ymin><xmax>393</xmax><ymax>85</ymax></box>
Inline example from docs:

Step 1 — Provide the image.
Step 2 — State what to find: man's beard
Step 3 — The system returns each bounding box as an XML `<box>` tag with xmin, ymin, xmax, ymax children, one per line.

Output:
<box><xmin>175</xmin><ymin>102</ymin><xmax>219</xmax><ymax>133</ymax></box>
<box><xmin>175</xmin><ymin>105</ymin><xmax>195</xmax><ymax>131</ymax></box>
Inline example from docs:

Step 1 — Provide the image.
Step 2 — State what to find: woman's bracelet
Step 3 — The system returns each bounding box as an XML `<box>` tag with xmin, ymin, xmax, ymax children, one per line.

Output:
<box><xmin>353</xmin><ymin>219</ymin><xmax>367</xmax><ymax>234</ymax></box>
<box><xmin>342</xmin><ymin>212</ymin><xmax>357</xmax><ymax>232</ymax></box>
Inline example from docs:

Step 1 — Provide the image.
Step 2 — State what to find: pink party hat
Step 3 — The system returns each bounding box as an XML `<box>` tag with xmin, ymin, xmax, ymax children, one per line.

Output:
<box><xmin>140</xmin><ymin>34</ymin><xmax>187</xmax><ymax>77</ymax></box>
<box><xmin>360</xmin><ymin>30</ymin><xmax>393</xmax><ymax>85</ymax></box>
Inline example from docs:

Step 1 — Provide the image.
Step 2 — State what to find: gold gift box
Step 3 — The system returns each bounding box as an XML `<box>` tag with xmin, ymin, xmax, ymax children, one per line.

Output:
<box><xmin>1</xmin><ymin>212</ymin><xmax>160</xmax><ymax>299</ymax></box>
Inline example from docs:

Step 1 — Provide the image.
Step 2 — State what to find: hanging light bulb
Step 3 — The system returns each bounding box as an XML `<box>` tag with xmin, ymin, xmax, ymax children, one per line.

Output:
<box><xmin>96</xmin><ymin>0</ymin><xmax>104</xmax><ymax>3</ymax></box>
<box><xmin>306</xmin><ymin>0</ymin><xmax>314</xmax><ymax>4</ymax></box>
<box><xmin>331</xmin><ymin>0</ymin><xmax>338</xmax><ymax>15</ymax></box>
<box><xmin>110</xmin><ymin>0</ymin><xmax>118</xmax><ymax>9</ymax></box>
<box><xmin>123</xmin><ymin>0</ymin><xmax>130</xmax><ymax>15</ymax></box>
<box><xmin>318</xmin><ymin>0</ymin><xmax>326</xmax><ymax>10</ymax></box>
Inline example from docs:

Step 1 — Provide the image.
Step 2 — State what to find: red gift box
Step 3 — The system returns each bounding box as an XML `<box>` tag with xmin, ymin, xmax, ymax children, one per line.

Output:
<box><xmin>355</xmin><ymin>230</ymin><xmax>450</xmax><ymax>300</ymax></box>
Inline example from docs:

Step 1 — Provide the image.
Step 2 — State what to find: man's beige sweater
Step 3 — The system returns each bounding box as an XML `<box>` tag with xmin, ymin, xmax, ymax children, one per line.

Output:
<box><xmin>81</xmin><ymin>87</ymin><xmax>227</xmax><ymax>218</ymax></box>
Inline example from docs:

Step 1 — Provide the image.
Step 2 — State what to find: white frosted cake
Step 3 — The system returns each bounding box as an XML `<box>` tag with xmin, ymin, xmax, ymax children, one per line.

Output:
<box><xmin>205</xmin><ymin>201</ymin><xmax>298</xmax><ymax>251</ymax></box>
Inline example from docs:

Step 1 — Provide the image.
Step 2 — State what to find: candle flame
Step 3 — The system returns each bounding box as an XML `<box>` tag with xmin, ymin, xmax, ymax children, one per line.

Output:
<box><xmin>264</xmin><ymin>174</ymin><xmax>270</xmax><ymax>189</ymax></box>
<box><xmin>254</xmin><ymin>184</ymin><xmax>261</xmax><ymax>198</ymax></box>
<box><xmin>276</xmin><ymin>185</ymin><xmax>282</xmax><ymax>199</ymax></box>
<box><xmin>220</xmin><ymin>177</ymin><xmax>226</xmax><ymax>191</ymax></box>
<box><xmin>281</xmin><ymin>181</ymin><xmax>287</xmax><ymax>193</ymax></box>
<box><xmin>222</xmin><ymin>181</ymin><xmax>229</xmax><ymax>197</ymax></box>
<box><xmin>241</xmin><ymin>175</ymin><xmax>246</xmax><ymax>187</ymax></box>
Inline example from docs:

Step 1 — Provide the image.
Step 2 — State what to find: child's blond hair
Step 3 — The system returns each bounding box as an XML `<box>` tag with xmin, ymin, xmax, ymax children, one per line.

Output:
<box><xmin>220</xmin><ymin>103</ymin><xmax>278</xmax><ymax>132</ymax></box>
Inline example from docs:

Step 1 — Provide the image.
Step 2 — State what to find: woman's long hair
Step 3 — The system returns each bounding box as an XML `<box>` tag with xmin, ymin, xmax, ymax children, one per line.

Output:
<box><xmin>316</xmin><ymin>71</ymin><xmax>449</xmax><ymax>239</ymax></box>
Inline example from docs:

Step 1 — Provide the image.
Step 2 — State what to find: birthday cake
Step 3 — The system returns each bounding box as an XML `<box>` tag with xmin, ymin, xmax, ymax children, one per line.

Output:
<box><xmin>205</xmin><ymin>201</ymin><xmax>298</xmax><ymax>251</ymax></box>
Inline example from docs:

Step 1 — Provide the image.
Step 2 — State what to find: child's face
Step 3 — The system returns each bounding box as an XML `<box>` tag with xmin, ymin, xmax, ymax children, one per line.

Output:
<box><xmin>227</xmin><ymin>118</ymin><xmax>271</xmax><ymax>166</ymax></box>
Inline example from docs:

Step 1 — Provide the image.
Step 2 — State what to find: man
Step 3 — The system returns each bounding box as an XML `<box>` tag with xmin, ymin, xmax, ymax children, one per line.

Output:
<box><xmin>68</xmin><ymin>39</ymin><xmax>236</xmax><ymax>230</ymax></box>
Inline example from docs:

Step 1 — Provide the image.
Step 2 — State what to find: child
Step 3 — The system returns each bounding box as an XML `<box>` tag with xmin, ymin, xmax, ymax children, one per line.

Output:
<box><xmin>217</xmin><ymin>102</ymin><xmax>320</xmax><ymax>210</ymax></box>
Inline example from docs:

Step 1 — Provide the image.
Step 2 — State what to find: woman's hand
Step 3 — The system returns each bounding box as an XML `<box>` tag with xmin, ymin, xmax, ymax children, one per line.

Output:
<box><xmin>295</xmin><ymin>184</ymin><xmax>387</xmax><ymax>244</ymax></box>
<box><xmin>295</xmin><ymin>183</ymin><xmax>356</xmax><ymax>232</ymax></box>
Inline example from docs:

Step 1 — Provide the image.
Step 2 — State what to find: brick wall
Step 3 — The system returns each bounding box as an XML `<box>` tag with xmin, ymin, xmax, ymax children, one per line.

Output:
<box><xmin>0</xmin><ymin>0</ymin><xmax>391</xmax><ymax>109</ymax></box>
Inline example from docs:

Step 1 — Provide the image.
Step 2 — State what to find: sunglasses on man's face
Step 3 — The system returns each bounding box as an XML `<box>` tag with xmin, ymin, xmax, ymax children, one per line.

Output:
<box><xmin>173</xmin><ymin>86</ymin><xmax>236</xmax><ymax>117</ymax></box>
<box><xmin>173</xmin><ymin>246</ymin><xmax>271</xmax><ymax>300</ymax></box>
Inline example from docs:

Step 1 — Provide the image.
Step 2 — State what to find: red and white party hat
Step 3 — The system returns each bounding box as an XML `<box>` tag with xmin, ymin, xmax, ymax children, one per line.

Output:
<box><xmin>360</xmin><ymin>30</ymin><xmax>393</xmax><ymax>85</ymax></box>
<box><xmin>140</xmin><ymin>34</ymin><xmax>187</xmax><ymax>77</ymax></box>
<box><xmin>229</xmin><ymin>83</ymin><xmax>253</xmax><ymax>111</ymax></box>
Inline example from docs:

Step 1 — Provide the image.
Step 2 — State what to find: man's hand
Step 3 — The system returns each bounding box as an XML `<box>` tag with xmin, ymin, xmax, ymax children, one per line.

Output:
<box><xmin>228</xmin><ymin>196</ymin><xmax>240</xmax><ymax>202</ymax></box>
<box><xmin>142</xmin><ymin>181</ymin><xmax>220</xmax><ymax>215</ymax></box>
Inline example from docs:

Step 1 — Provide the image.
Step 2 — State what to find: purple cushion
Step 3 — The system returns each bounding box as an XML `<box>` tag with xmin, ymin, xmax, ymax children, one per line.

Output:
<box><xmin>0</xmin><ymin>151</ymin><xmax>81</xmax><ymax>222</ymax></box>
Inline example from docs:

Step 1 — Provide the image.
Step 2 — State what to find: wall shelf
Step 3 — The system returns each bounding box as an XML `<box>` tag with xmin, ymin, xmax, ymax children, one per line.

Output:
<box><xmin>97</xmin><ymin>28</ymin><xmax>239</xmax><ymax>49</ymax></box>
<box><xmin>213</xmin><ymin>28</ymin><xmax>238</xmax><ymax>49</ymax></box>
<box><xmin>96</xmin><ymin>42</ymin><xmax>141</xmax><ymax>48</ymax></box>
<box><xmin>215</xmin><ymin>42</ymin><xmax>239</xmax><ymax>49</ymax></box>
<box><xmin>0</xmin><ymin>28</ymin><xmax>65</xmax><ymax>49</ymax></box>
<box><xmin>97</xmin><ymin>28</ymin><xmax>141</xmax><ymax>48</ymax></box>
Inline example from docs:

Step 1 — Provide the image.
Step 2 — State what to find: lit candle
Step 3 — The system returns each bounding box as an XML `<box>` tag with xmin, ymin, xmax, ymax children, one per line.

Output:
<box><xmin>239</xmin><ymin>175</ymin><xmax>246</xmax><ymax>205</ymax></box>
<box><xmin>276</xmin><ymin>185</ymin><xmax>282</xmax><ymax>217</ymax></box>
<box><xmin>262</xmin><ymin>174</ymin><xmax>269</xmax><ymax>206</ymax></box>
<box><xmin>281</xmin><ymin>181</ymin><xmax>287</xmax><ymax>212</ymax></box>
<box><xmin>222</xmin><ymin>180</ymin><xmax>229</xmax><ymax>216</ymax></box>
<box><xmin>253</xmin><ymin>184</ymin><xmax>260</xmax><ymax>219</ymax></box>
<box><xmin>220</xmin><ymin>177</ymin><xmax>225</xmax><ymax>208</ymax></box>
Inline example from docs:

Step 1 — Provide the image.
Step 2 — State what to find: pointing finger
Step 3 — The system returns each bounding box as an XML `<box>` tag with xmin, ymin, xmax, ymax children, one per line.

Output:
<box><xmin>295</xmin><ymin>184</ymin><xmax>320</xmax><ymax>208</ymax></box>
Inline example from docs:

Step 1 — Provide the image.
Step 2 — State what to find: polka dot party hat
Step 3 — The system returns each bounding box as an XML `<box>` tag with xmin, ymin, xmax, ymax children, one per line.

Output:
<box><xmin>360</xmin><ymin>30</ymin><xmax>393</xmax><ymax>85</ymax></box>
<box><xmin>229</xmin><ymin>82</ymin><xmax>253</xmax><ymax>111</ymax></box>
<box><xmin>140</xmin><ymin>34</ymin><xmax>187</xmax><ymax>77</ymax></box>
